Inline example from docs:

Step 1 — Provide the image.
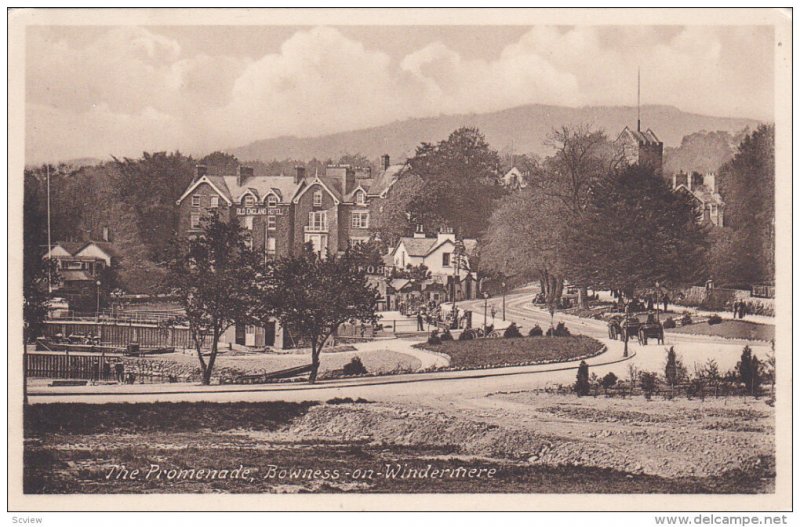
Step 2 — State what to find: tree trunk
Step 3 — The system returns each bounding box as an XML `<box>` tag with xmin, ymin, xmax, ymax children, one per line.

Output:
<box><xmin>193</xmin><ymin>332</ymin><xmax>208</xmax><ymax>383</ymax></box>
<box><xmin>202</xmin><ymin>327</ymin><xmax>220</xmax><ymax>386</ymax></box>
<box><xmin>308</xmin><ymin>336</ymin><xmax>322</xmax><ymax>384</ymax></box>
<box><xmin>578</xmin><ymin>286</ymin><xmax>589</xmax><ymax>309</ymax></box>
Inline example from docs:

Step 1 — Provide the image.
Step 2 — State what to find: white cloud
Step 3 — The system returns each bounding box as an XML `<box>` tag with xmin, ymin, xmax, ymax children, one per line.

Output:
<box><xmin>24</xmin><ymin>25</ymin><xmax>773</xmax><ymax>163</ymax></box>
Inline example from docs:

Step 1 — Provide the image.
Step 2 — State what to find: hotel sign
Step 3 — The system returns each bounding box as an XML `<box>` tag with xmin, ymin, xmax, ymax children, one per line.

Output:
<box><xmin>236</xmin><ymin>207</ymin><xmax>283</xmax><ymax>216</ymax></box>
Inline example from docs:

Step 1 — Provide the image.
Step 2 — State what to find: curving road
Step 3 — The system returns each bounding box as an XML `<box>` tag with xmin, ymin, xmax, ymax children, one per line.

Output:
<box><xmin>28</xmin><ymin>289</ymin><xmax>771</xmax><ymax>405</ymax></box>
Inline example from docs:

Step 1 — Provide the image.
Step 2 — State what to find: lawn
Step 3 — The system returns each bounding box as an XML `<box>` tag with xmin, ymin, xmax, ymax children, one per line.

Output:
<box><xmin>667</xmin><ymin>320</ymin><xmax>774</xmax><ymax>341</ymax></box>
<box><xmin>417</xmin><ymin>335</ymin><xmax>604</xmax><ymax>369</ymax></box>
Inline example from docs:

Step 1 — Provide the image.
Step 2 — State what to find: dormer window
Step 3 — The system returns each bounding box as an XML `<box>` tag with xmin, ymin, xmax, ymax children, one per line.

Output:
<box><xmin>243</xmin><ymin>195</ymin><xmax>255</xmax><ymax>207</ymax></box>
<box><xmin>313</xmin><ymin>190</ymin><xmax>322</xmax><ymax>207</ymax></box>
<box><xmin>356</xmin><ymin>190</ymin><xmax>366</xmax><ymax>205</ymax></box>
<box><xmin>267</xmin><ymin>194</ymin><xmax>278</xmax><ymax>207</ymax></box>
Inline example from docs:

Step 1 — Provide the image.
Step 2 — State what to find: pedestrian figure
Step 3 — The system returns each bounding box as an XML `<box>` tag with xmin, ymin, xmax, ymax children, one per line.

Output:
<box><xmin>732</xmin><ymin>300</ymin><xmax>740</xmax><ymax>318</ymax></box>
<box><xmin>662</xmin><ymin>295</ymin><xmax>669</xmax><ymax>313</ymax></box>
<box><xmin>114</xmin><ymin>362</ymin><xmax>124</xmax><ymax>383</ymax></box>
<box><xmin>416</xmin><ymin>312</ymin><xmax>424</xmax><ymax>331</ymax></box>
<box><xmin>739</xmin><ymin>302</ymin><xmax>747</xmax><ymax>319</ymax></box>
<box><xmin>647</xmin><ymin>296</ymin><xmax>654</xmax><ymax>311</ymax></box>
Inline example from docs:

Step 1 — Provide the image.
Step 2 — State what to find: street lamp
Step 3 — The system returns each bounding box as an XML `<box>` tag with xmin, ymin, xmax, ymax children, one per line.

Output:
<box><xmin>483</xmin><ymin>292</ymin><xmax>489</xmax><ymax>330</ymax></box>
<box><xmin>501</xmin><ymin>281</ymin><xmax>506</xmax><ymax>321</ymax></box>
<box><xmin>95</xmin><ymin>280</ymin><xmax>102</xmax><ymax>321</ymax></box>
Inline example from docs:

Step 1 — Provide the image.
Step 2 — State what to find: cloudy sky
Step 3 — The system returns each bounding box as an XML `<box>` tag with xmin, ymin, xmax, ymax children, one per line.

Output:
<box><xmin>25</xmin><ymin>24</ymin><xmax>774</xmax><ymax>163</ymax></box>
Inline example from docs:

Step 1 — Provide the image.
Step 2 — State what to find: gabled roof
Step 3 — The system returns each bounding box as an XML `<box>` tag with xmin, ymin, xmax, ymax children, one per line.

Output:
<box><xmin>87</xmin><ymin>241</ymin><xmax>121</xmax><ymax>259</ymax></box>
<box><xmin>177</xmin><ymin>172</ymin><xmax>301</xmax><ymax>206</ymax></box>
<box><xmin>48</xmin><ymin>241</ymin><xmax>85</xmax><ymax>257</ymax></box>
<box><xmin>236</xmin><ymin>188</ymin><xmax>260</xmax><ymax>203</ymax></box>
<box><xmin>617</xmin><ymin>126</ymin><xmax>662</xmax><ymax>145</ymax></box>
<box><xmin>369</xmin><ymin>164</ymin><xmax>406</xmax><ymax>197</ymax></box>
<box><xmin>676</xmin><ymin>184</ymin><xmax>725</xmax><ymax>206</ymax></box>
<box><xmin>291</xmin><ymin>176</ymin><xmax>342</xmax><ymax>205</ymax></box>
<box><xmin>345</xmin><ymin>184</ymin><xmax>370</xmax><ymax>203</ymax></box>
<box><xmin>394</xmin><ymin>237</ymin><xmax>438</xmax><ymax>257</ymax></box>
<box><xmin>176</xmin><ymin>175</ymin><xmax>233</xmax><ymax>205</ymax></box>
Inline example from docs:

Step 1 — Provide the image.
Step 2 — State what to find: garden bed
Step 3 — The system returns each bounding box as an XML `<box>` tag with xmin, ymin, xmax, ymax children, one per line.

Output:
<box><xmin>416</xmin><ymin>335</ymin><xmax>605</xmax><ymax>370</ymax></box>
<box><xmin>666</xmin><ymin>320</ymin><xmax>774</xmax><ymax>341</ymax></box>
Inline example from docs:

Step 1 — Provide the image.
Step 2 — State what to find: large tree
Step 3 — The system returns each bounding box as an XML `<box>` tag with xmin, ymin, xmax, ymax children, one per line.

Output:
<box><xmin>563</xmin><ymin>163</ymin><xmax>708</xmax><ymax>298</ymax></box>
<box><xmin>715</xmin><ymin>125</ymin><xmax>775</xmax><ymax>285</ymax></box>
<box><xmin>167</xmin><ymin>211</ymin><xmax>262</xmax><ymax>385</ymax></box>
<box><xmin>405</xmin><ymin>127</ymin><xmax>505</xmax><ymax>238</ymax></box>
<box><xmin>369</xmin><ymin>173</ymin><xmax>426</xmax><ymax>246</ymax></box>
<box><xmin>264</xmin><ymin>244</ymin><xmax>380</xmax><ymax>383</ymax></box>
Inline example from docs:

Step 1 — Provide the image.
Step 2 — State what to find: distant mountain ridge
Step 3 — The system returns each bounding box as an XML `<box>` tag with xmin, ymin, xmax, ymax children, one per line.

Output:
<box><xmin>228</xmin><ymin>104</ymin><xmax>763</xmax><ymax>165</ymax></box>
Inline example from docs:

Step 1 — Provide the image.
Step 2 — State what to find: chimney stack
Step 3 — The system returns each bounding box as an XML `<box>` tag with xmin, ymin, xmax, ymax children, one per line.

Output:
<box><xmin>413</xmin><ymin>224</ymin><xmax>426</xmax><ymax>239</ymax></box>
<box><xmin>705</xmin><ymin>172</ymin><xmax>717</xmax><ymax>193</ymax></box>
<box><xmin>102</xmin><ymin>226</ymin><xmax>110</xmax><ymax>242</ymax></box>
<box><xmin>294</xmin><ymin>166</ymin><xmax>306</xmax><ymax>184</ymax></box>
<box><xmin>237</xmin><ymin>166</ymin><xmax>254</xmax><ymax>187</ymax></box>
<box><xmin>381</xmin><ymin>154</ymin><xmax>390</xmax><ymax>171</ymax></box>
<box><xmin>195</xmin><ymin>164</ymin><xmax>207</xmax><ymax>180</ymax></box>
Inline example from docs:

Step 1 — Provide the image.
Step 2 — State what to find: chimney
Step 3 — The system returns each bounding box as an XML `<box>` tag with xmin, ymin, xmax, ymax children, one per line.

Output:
<box><xmin>102</xmin><ymin>226</ymin><xmax>110</xmax><ymax>242</ymax></box>
<box><xmin>195</xmin><ymin>164</ymin><xmax>207</xmax><ymax>180</ymax></box>
<box><xmin>381</xmin><ymin>154</ymin><xmax>390</xmax><ymax>171</ymax></box>
<box><xmin>671</xmin><ymin>172</ymin><xmax>676</xmax><ymax>190</ymax></box>
<box><xmin>437</xmin><ymin>226</ymin><xmax>455</xmax><ymax>244</ymax></box>
<box><xmin>413</xmin><ymin>224</ymin><xmax>426</xmax><ymax>239</ymax></box>
<box><xmin>237</xmin><ymin>166</ymin><xmax>254</xmax><ymax>187</ymax></box>
<box><xmin>294</xmin><ymin>166</ymin><xmax>306</xmax><ymax>184</ymax></box>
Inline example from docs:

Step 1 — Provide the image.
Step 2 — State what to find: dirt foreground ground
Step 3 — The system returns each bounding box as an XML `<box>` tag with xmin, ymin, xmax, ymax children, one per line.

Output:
<box><xmin>24</xmin><ymin>392</ymin><xmax>774</xmax><ymax>494</ymax></box>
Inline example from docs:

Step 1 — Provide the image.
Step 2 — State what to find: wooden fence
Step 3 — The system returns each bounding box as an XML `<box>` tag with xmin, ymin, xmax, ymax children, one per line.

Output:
<box><xmin>43</xmin><ymin>320</ymin><xmax>192</xmax><ymax>348</ymax></box>
<box><xmin>27</xmin><ymin>352</ymin><xmax>178</xmax><ymax>383</ymax></box>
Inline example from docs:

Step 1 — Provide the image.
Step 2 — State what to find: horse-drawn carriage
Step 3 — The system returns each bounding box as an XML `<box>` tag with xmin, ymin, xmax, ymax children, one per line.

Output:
<box><xmin>607</xmin><ymin>314</ymin><xmax>664</xmax><ymax>345</ymax></box>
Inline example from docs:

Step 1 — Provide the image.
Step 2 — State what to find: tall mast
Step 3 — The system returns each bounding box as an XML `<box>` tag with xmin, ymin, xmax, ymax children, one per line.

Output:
<box><xmin>46</xmin><ymin>164</ymin><xmax>52</xmax><ymax>293</ymax></box>
<box><xmin>637</xmin><ymin>67</ymin><xmax>641</xmax><ymax>133</ymax></box>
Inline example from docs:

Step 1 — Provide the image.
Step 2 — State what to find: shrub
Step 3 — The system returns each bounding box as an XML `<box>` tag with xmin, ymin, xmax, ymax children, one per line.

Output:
<box><xmin>639</xmin><ymin>371</ymin><xmax>658</xmax><ymax>400</ymax></box>
<box><xmin>547</xmin><ymin>322</ymin><xmax>571</xmax><ymax>337</ymax></box>
<box><xmin>504</xmin><ymin>322</ymin><xmax>523</xmax><ymax>338</ymax></box>
<box><xmin>528</xmin><ymin>324</ymin><xmax>543</xmax><ymax>337</ymax></box>
<box><xmin>708</xmin><ymin>314</ymin><xmax>723</xmax><ymax>325</ymax></box>
<box><xmin>601</xmin><ymin>372</ymin><xmax>618</xmax><ymax>393</ymax></box>
<box><xmin>575</xmin><ymin>360</ymin><xmax>590</xmax><ymax>396</ymax></box>
<box><xmin>680</xmin><ymin>314</ymin><xmax>693</xmax><ymax>326</ymax></box>
<box><xmin>427</xmin><ymin>333</ymin><xmax>442</xmax><ymax>345</ymax></box>
<box><xmin>662</xmin><ymin>317</ymin><xmax>676</xmax><ymax>329</ymax></box>
<box><xmin>737</xmin><ymin>345</ymin><xmax>761</xmax><ymax>396</ymax></box>
<box><xmin>439</xmin><ymin>329</ymin><xmax>453</xmax><ymax>342</ymax></box>
<box><xmin>342</xmin><ymin>356</ymin><xmax>368</xmax><ymax>376</ymax></box>
<box><xmin>458</xmin><ymin>329</ymin><xmax>475</xmax><ymax>341</ymax></box>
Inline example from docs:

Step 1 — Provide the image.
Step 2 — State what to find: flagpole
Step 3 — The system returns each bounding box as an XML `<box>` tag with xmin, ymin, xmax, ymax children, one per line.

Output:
<box><xmin>46</xmin><ymin>164</ymin><xmax>52</xmax><ymax>293</ymax></box>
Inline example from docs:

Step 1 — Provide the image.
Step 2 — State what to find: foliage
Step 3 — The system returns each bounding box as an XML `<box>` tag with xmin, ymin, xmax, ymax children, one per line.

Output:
<box><xmin>439</xmin><ymin>329</ymin><xmax>453</xmax><ymax>342</ymax></box>
<box><xmin>342</xmin><ymin>356</ymin><xmax>368</xmax><ymax>376</ymax></box>
<box><xmin>737</xmin><ymin>345</ymin><xmax>761</xmax><ymax>396</ymax></box>
<box><xmin>503</xmin><ymin>322</ymin><xmax>523</xmax><ymax>338</ymax></box>
<box><xmin>263</xmin><ymin>244</ymin><xmax>380</xmax><ymax>383</ymax></box>
<box><xmin>664</xmin><ymin>347</ymin><xmax>679</xmax><ymax>386</ymax></box>
<box><xmin>601</xmin><ymin>372</ymin><xmax>618</xmax><ymax>393</ymax></box>
<box><xmin>639</xmin><ymin>371</ymin><xmax>658</xmax><ymax>400</ymax></box>
<box><xmin>716</xmin><ymin>125</ymin><xmax>775</xmax><ymax>285</ymax></box>
<box><xmin>390</xmin><ymin>263</ymin><xmax>432</xmax><ymax>281</ymax></box>
<box><xmin>663</xmin><ymin>317</ymin><xmax>676</xmax><ymax>329</ymax></box>
<box><xmin>546</xmin><ymin>322</ymin><xmax>571</xmax><ymax>337</ymax></box>
<box><xmin>575</xmin><ymin>360</ymin><xmax>590</xmax><ymax>396</ymax></box>
<box><xmin>427</xmin><ymin>333</ymin><xmax>442</xmax><ymax>345</ymax></box>
<box><xmin>369</xmin><ymin>173</ymin><xmax>427</xmax><ymax>246</ymax></box>
<box><xmin>405</xmin><ymin>127</ymin><xmax>505</xmax><ymax>238</ymax></box>
<box><xmin>680</xmin><ymin>314</ymin><xmax>693</xmax><ymax>326</ymax></box>
<box><xmin>528</xmin><ymin>324</ymin><xmax>543</xmax><ymax>337</ymax></box>
<box><xmin>563</xmin><ymin>163</ymin><xmax>708</xmax><ymax>299</ymax></box>
<box><xmin>166</xmin><ymin>210</ymin><xmax>262</xmax><ymax>384</ymax></box>
<box><xmin>113</xmin><ymin>152</ymin><xmax>196</xmax><ymax>263</ymax></box>
<box><xmin>708</xmin><ymin>314</ymin><xmax>723</xmax><ymax>325</ymax></box>
<box><xmin>199</xmin><ymin>151</ymin><xmax>239</xmax><ymax>173</ymax></box>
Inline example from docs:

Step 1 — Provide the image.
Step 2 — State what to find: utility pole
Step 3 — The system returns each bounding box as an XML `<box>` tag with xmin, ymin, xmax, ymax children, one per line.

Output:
<box><xmin>637</xmin><ymin>67</ymin><xmax>641</xmax><ymax>133</ymax></box>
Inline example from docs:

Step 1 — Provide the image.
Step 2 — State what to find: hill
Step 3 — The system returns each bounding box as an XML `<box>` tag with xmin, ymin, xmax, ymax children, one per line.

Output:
<box><xmin>228</xmin><ymin>104</ymin><xmax>762</xmax><ymax>165</ymax></box>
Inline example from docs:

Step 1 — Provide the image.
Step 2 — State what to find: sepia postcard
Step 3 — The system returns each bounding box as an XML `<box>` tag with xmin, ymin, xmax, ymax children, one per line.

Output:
<box><xmin>7</xmin><ymin>7</ymin><xmax>793</xmax><ymax>514</ymax></box>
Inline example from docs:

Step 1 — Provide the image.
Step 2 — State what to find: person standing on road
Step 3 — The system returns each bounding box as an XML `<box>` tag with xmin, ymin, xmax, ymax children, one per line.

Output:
<box><xmin>417</xmin><ymin>311</ymin><xmax>424</xmax><ymax>331</ymax></box>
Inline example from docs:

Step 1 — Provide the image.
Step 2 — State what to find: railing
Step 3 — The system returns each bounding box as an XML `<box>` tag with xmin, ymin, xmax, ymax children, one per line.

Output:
<box><xmin>48</xmin><ymin>309</ymin><xmax>185</xmax><ymax>325</ymax></box>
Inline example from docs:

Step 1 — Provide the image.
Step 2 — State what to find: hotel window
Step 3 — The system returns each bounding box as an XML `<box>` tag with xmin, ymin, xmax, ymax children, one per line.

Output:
<box><xmin>209</xmin><ymin>196</ymin><xmax>219</xmax><ymax>208</ymax></box>
<box><xmin>192</xmin><ymin>195</ymin><xmax>201</xmax><ymax>207</ymax></box>
<box><xmin>356</xmin><ymin>190</ymin><xmax>366</xmax><ymax>205</ymax></box>
<box><xmin>351</xmin><ymin>211</ymin><xmax>369</xmax><ymax>229</ymax></box>
<box><xmin>267</xmin><ymin>194</ymin><xmax>278</xmax><ymax>207</ymax></box>
<box><xmin>313</xmin><ymin>190</ymin><xmax>322</xmax><ymax>207</ymax></box>
<box><xmin>308</xmin><ymin>211</ymin><xmax>327</xmax><ymax>231</ymax></box>
<box><xmin>267</xmin><ymin>215</ymin><xmax>277</xmax><ymax>230</ymax></box>
<box><xmin>442</xmin><ymin>252</ymin><xmax>451</xmax><ymax>267</ymax></box>
<box><xmin>244</xmin><ymin>216</ymin><xmax>254</xmax><ymax>230</ymax></box>
<box><xmin>243</xmin><ymin>194</ymin><xmax>256</xmax><ymax>207</ymax></box>
<box><xmin>266</xmin><ymin>236</ymin><xmax>276</xmax><ymax>254</ymax></box>
<box><xmin>190</xmin><ymin>213</ymin><xmax>201</xmax><ymax>229</ymax></box>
